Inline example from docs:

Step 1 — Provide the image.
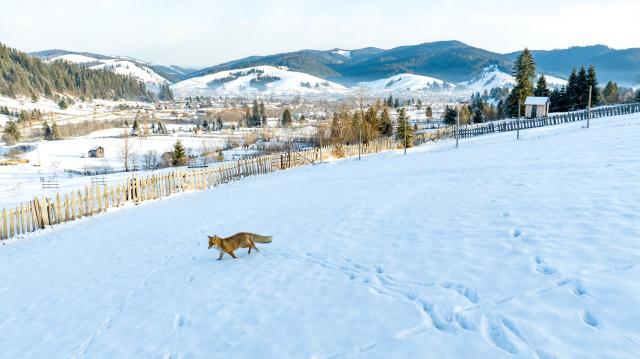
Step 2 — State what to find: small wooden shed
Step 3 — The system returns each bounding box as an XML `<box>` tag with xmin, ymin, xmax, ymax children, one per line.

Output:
<box><xmin>88</xmin><ymin>146</ymin><xmax>105</xmax><ymax>158</ymax></box>
<box><xmin>524</xmin><ymin>97</ymin><xmax>550</xmax><ymax>118</ymax></box>
<box><xmin>161</xmin><ymin>152</ymin><xmax>175</xmax><ymax>167</ymax></box>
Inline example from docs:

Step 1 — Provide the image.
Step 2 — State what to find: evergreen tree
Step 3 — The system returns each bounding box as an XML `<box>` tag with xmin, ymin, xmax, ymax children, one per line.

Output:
<box><xmin>534</xmin><ymin>75</ymin><xmax>550</xmax><ymax>97</ymax></box>
<box><xmin>416</xmin><ymin>99</ymin><xmax>422</xmax><ymax>110</ymax></box>
<box><xmin>602</xmin><ymin>81</ymin><xmax>619</xmax><ymax>104</ymax></box>
<box><xmin>471</xmin><ymin>107</ymin><xmax>484</xmax><ymax>123</ymax></box>
<box><xmin>58</xmin><ymin>98</ymin><xmax>68</xmax><ymax>109</ymax></box>
<box><xmin>496</xmin><ymin>100</ymin><xmax>505</xmax><ymax>119</ymax></box>
<box><xmin>216</xmin><ymin>117</ymin><xmax>223</xmax><ymax>130</ymax></box>
<box><xmin>299</xmin><ymin>114</ymin><xmax>306</xmax><ymax>122</ymax></box>
<box><xmin>565</xmin><ymin>68</ymin><xmax>579</xmax><ymax>109</ymax></box>
<box><xmin>281</xmin><ymin>108</ymin><xmax>292</xmax><ymax>127</ymax></box>
<box><xmin>379</xmin><ymin>106</ymin><xmax>393</xmax><ymax>136</ymax></box>
<box><xmin>51</xmin><ymin>121</ymin><xmax>61</xmax><ymax>140</ymax></box>
<box><xmin>173</xmin><ymin>139</ymin><xmax>187</xmax><ymax>166</ymax></box>
<box><xmin>425</xmin><ymin>106</ymin><xmax>433</xmax><ymax>119</ymax></box>
<box><xmin>158</xmin><ymin>84</ymin><xmax>174</xmax><ymax>101</ymax></box>
<box><xmin>443</xmin><ymin>106</ymin><xmax>458</xmax><ymax>125</ymax></box>
<box><xmin>587</xmin><ymin>65</ymin><xmax>600</xmax><ymax>106</ymax></box>
<box><xmin>636</xmin><ymin>89</ymin><xmax>640</xmax><ymax>102</ymax></box>
<box><xmin>131</xmin><ymin>118</ymin><xmax>140</xmax><ymax>135</ymax></box>
<box><xmin>393</xmin><ymin>98</ymin><xmax>400</xmax><ymax>108</ymax></box>
<box><xmin>387</xmin><ymin>95</ymin><xmax>394</xmax><ymax>107</ymax></box>
<box><xmin>42</xmin><ymin>120</ymin><xmax>52</xmax><ymax>140</ymax></box>
<box><xmin>576</xmin><ymin>66</ymin><xmax>589</xmax><ymax>108</ymax></box>
<box><xmin>506</xmin><ymin>48</ymin><xmax>536</xmax><ymax>117</ymax></box>
<box><xmin>259</xmin><ymin>101</ymin><xmax>266</xmax><ymax>125</ymax></box>
<box><xmin>395</xmin><ymin>109</ymin><xmax>414</xmax><ymax>148</ymax></box>
<box><xmin>3</xmin><ymin>120</ymin><xmax>21</xmax><ymax>143</ymax></box>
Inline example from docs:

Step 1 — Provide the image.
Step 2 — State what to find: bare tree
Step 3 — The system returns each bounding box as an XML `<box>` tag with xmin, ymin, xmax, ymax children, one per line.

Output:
<box><xmin>120</xmin><ymin>130</ymin><xmax>135</xmax><ymax>171</ymax></box>
<box><xmin>143</xmin><ymin>150</ymin><xmax>158</xmax><ymax>170</ymax></box>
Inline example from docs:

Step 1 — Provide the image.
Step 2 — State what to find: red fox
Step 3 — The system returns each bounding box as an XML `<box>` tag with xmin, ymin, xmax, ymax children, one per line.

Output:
<box><xmin>208</xmin><ymin>233</ymin><xmax>272</xmax><ymax>260</ymax></box>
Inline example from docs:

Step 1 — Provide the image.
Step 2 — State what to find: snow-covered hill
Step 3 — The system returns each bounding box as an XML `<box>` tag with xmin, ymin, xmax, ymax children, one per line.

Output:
<box><xmin>357</xmin><ymin>74</ymin><xmax>455</xmax><ymax>94</ymax></box>
<box><xmin>171</xmin><ymin>65</ymin><xmax>350</xmax><ymax>98</ymax></box>
<box><xmin>457</xmin><ymin>65</ymin><xmax>567</xmax><ymax>95</ymax></box>
<box><xmin>1</xmin><ymin>113</ymin><xmax>639</xmax><ymax>357</ymax></box>
<box><xmin>45</xmin><ymin>54</ymin><xmax>168</xmax><ymax>92</ymax></box>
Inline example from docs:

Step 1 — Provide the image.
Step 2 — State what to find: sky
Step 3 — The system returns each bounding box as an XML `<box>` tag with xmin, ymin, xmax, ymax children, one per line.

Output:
<box><xmin>1</xmin><ymin>0</ymin><xmax>639</xmax><ymax>68</ymax></box>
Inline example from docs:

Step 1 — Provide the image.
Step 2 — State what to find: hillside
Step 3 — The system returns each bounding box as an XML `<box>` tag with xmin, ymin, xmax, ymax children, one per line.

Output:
<box><xmin>187</xmin><ymin>41</ymin><xmax>640</xmax><ymax>87</ymax></box>
<box><xmin>1</xmin><ymin>44</ymin><xmax>154</xmax><ymax>101</ymax></box>
<box><xmin>1</xmin><ymin>113</ymin><xmax>638</xmax><ymax>357</ymax></box>
<box><xmin>171</xmin><ymin>65</ymin><xmax>349</xmax><ymax>98</ymax></box>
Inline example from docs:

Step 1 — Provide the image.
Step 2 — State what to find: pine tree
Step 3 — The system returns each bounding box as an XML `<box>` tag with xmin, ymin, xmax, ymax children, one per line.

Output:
<box><xmin>636</xmin><ymin>89</ymin><xmax>640</xmax><ymax>102</ymax></box>
<box><xmin>393</xmin><ymin>98</ymin><xmax>400</xmax><ymax>108</ymax></box>
<box><xmin>173</xmin><ymin>139</ymin><xmax>186</xmax><ymax>166</ymax></box>
<box><xmin>534</xmin><ymin>75</ymin><xmax>550</xmax><ymax>97</ymax></box>
<box><xmin>300</xmin><ymin>114</ymin><xmax>306</xmax><ymax>122</ymax></box>
<box><xmin>471</xmin><ymin>107</ymin><xmax>484</xmax><ymax>123</ymax></box>
<box><xmin>443</xmin><ymin>106</ymin><xmax>458</xmax><ymax>125</ymax></box>
<box><xmin>565</xmin><ymin>68</ymin><xmax>579</xmax><ymax>109</ymax></box>
<box><xmin>259</xmin><ymin>101</ymin><xmax>266</xmax><ymax>126</ymax></box>
<box><xmin>281</xmin><ymin>108</ymin><xmax>292</xmax><ymax>127</ymax></box>
<box><xmin>51</xmin><ymin>121</ymin><xmax>61</xmax><ymax>140</ymax></box>
<box><xmin>586</xmin><ymin>65</ymin><xmax>600</xmax><ymax>106</ymax></box>
<box><xmin>379</xmin><ymin>106</ymin><xmax>393</xmax><ymax>136</ymax></box>
<box><xmin>42</xmin><ymin>120</ymin><xmax>52</xmax><ymax>140</ymax></box>
<box><xmin>395</xmin><ymin>108</ymin><xmax>414</xmax><ymax>148</ymax></box>
<box><xmin>3</xmin><ymin>120</ymin><xmax>21</xmax><ymax>143</ymax></box>
<box><xmin>425</xmin><ymin>106</ymin><xmax>433</xmax><ymax>119</ymax></box>
<box><xmin>506</xmin><ymin>48</ymin><xmax>536</xmax><ymax>117</ymax></box>
<box><xmin>387</xmin><ymin>95</ymin><xmax>394</xmax><ymax>107</ymax></box>
<box><xmin>576</xmin><ymin>66</ymin><xmax>589</xmax><ymax>108</ymax></box>
<box><xmin>131</xmin><ymin>118</ymin><xmax>140</xmax><ymax>135</ymax></box>
<box><xmin>602</xmin><ymin>81</ymin><xmax>619</xmax><ymax>104</ymax></box>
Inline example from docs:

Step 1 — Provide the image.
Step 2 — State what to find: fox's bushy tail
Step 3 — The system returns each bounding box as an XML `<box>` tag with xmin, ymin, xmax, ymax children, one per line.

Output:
<box><xmin>252</xmin><ymin>234</ymin><xmax>273</xmax><ymax>243</ymax></box>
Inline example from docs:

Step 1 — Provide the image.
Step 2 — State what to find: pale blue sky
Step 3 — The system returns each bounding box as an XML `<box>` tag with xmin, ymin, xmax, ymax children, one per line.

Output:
<box><xmin>1</xmin><ymin>0</ymin><xmax>638</xmax><ymax>67</ymax></box>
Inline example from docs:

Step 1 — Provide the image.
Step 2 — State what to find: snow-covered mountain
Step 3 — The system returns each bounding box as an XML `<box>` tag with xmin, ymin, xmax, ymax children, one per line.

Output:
<box><xmin>44</xmin><ymin>53</ymin><xmax>168</xmax><ymax>92</ymax></box>
<box><xmin>357</xmin><ymin>74</ymin><xmax>455</xmax><ymax>94</ymax></box>
<box><xmin>171</xmin><ymin>65</ymin><xmax>349</xmax><ymax>98</ymax></box>
<box><xmin>457</xmin><ymin>65</ymin><xmax>567</xmax><ymax>94</ymax></box>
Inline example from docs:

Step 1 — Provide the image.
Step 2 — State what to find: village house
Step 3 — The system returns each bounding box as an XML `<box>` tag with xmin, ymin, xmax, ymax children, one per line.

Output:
<box><xmin>524</xmin><ymin>96</ymin><xmax>551</xmax><ymax>118</ymax></box>
<box><xmin>87</xmin><ymin>146</ymin><xmax>105</xmax><ymax>158</ymax></box>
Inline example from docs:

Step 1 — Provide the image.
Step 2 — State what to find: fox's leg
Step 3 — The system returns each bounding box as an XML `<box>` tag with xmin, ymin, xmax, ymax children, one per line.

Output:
<box><xmin>228</xmin><ymin>251</ymin><xmax>237</xmax><ymax>259</ymax></box>
<box><xmin>248</xmin><ymin>246</ymin><xmax>252</xmax><ymax>254</ymax></box>
<box><xmin>217</xmin><ymin>251</ymin><xmax>224</xmax><ymax>260</ymax></box>
<box><xmin>250</xmin><ymin>239</ymin><xmax>259</xmax><ymax>252</ymax></box>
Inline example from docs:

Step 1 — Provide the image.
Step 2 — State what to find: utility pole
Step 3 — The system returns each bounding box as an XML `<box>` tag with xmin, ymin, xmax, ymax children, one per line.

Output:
<box><xmin>587</xmin><ymin>85</ymin><xmax>592</xmax><ymax>129</ymax></box>
<box><xmin>455</xmin><ymin>103</ymin><xmax>459</xmax><ymax>148</ymax></box>
<box><xmin>517</xmin><ymin>100</ymin><xmax>521</xmax><ymax>140</ymax></box>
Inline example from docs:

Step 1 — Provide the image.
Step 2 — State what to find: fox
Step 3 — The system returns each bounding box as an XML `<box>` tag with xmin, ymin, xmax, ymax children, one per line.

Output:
<box><xmin>208</xmin><ymin>232</ymin><xmax>272</xmax><ymax>260</ymax></box>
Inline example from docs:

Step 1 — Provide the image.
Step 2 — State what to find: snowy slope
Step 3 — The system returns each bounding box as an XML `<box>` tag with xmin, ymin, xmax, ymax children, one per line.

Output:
<box><xmin>457</xmin><ymin>66</ymin><xmax>567</xmax><ymax>94</ymax></box>
<box><xmin>357</xmin><ymin>74</ymin><xmax>454</xmax><ymax>94</ymax></box>
<box><xmin>1</xmin><ymin>114</ymin><xmax>639</xmax><ymax>357</ymax></box>
<box><xmin>47</xmin><ymin>54</ymin><xmax>168</xmax><ymax>90</ymax></box>
<box><xmin>171</xmin><ymin>65</ymin><xmax>349</xmax><ymax>98</ymax></box>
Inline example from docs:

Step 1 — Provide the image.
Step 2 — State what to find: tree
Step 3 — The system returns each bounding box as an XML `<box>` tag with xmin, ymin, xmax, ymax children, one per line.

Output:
<box><xmin>58</xmin><ymin>98</ymin><xmax>68</xmax><ymax>110</ymax></box>
<box><xmin>51</xmin><ymin>121</ymin><xmax>61</xmax><ymax>140</ymax></box>
<box><xmin>131</xmin><ymin>118</ymin><xmax>140</xmax><ymax>135</ymax></box>
<box><xmin>299</xmin><ymin>114</ymin><xmax>306</xmax><ymax>123</ymax></box>
<box><xmin>2</xmin><ymin>120</ymin><xmax>20</xmax><ymax>144</ymax></box>
<box><xmin>173</xmin><ymin>139</ymin><xmax>187</xmax><ymax>166</ymax></box>
<box><xmin>576</xmin><ymin>66</ymin><xmax>589</xmax><ymax>108</ymax></box>
<box><xmin>425</xmin><ymin>106</ymin><xmax>433</xmax><ymax>119</ymax></box>
<box><xmin>459</xmin><ymin>106</ymin><xmax>471</xmax><ymax>124</ymax></box>
<box><xmin>393</xmin><ymin>98</ymin><xmax>400</xmax><ymax>108</ymax></box>
<box><xmin>42</xmin><ymin>120</ymin><xmax>52</xmax><ymax>140</ymax></box>
<box><xmin>471</xmin><ymin>107</ymin><xmax>484</xmax><ymax>124</ymax></box>
<box><xmin>602</xmin><ymin>81</ymin><xmax>619</xmax><ymax>104</ymax></box>
<box><xmin>281</xmin><ymin>108</ymin><xmax>292</xmax><ymax>127</ymax></box>
<box><xmin>158</xmin><ymin>84</ymin><xmax>174</xmax><ymax>101</ymax></box>
<box><xmin>534</xmin><ymin>75</ymin><xmax>550</xmax><ymax>97</ymax></box>
<box><xmin>395</xmin><ymin>108</ymin><xmax>414</xmax><ymax>148</ymax></box>
<box><xmin>387</xmin><ymin>95</ymin><xmax>394</xmax><ymax>107</ymax></box>
<box><xmin>636</xmin><ymin>89</ymin><xmax>640</xmax><ymax>102</ymax></box>
<box><xmin>259</xmin><ymin>101</ymin><xmax>267</xmax><ymax>126</ymax></box>
<box><xmin>506</xmin><ymin>48</ymin><xmax>536</xmax><ymax>117</ymax></box>
<box><xmin>587</xmin><ymin>65</ymin><xmax>600</xmax><ymax>106</ymax></box>
<box><xmin>379</xmin><ymin>106</ymin><xmax>393</xmax><ymax>136</ymax></box>
<box><xmin>565</xmin><ymin>68</ymin><xmax>579</xmax><ymax>109</ymax></box>
<box><xmin>120</xmin><ymin>131</ymin><xmax>134</xmax><ymax>171</ymax></box>
<box><xmin>443</xmin><ymin>106</ymin><xmax>458</xmax><ymax>125</ymax></box>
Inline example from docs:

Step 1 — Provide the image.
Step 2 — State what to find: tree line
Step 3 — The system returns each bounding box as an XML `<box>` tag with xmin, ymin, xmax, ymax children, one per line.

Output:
<box><xmin>0</xmin><ymin>42</ymin><xmax>155</xmax><ymax>101</ymax></box>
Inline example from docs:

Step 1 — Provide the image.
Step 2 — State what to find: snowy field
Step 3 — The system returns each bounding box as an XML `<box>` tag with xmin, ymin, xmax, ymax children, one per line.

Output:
<box><xmin>0</xmin><ymin>114</ymin><xmax>639</xmax><ymax>358</ymax></box>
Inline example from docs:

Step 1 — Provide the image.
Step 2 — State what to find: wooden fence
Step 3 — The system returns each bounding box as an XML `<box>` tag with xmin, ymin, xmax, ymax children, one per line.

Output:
<box><xmin>1</xmin><ymin>103</ymin><xmax>637</xmax><ymax>241</ymax></box>
<box><xmin>0</xmin><ymin>137</ymin><xmax>399</xmax><ymax>241</ymax></box>
<box><xmin>455</xmin><ymin>103</ymin><xmax>640</xmax><ymax>139</ymax></box>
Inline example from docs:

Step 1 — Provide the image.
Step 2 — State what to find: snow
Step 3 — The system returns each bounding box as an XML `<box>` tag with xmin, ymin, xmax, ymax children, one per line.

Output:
<box><xmin>171</xmin><ymin>65</ymin><xmax>349</xmax><ymax>98</ymax></box>
<box><xmin>458</xmin><ymin>65</ymin><xmax>515</xmax><ymax>93</ymax></box>
<box><xmin>47</xmin><ymin>54</ymin><xmax>168</xmax><ymax>89</ymax></box>
<box><xmin>1</xmin><ymin>113</ymin><xmax>639</xmax><ymax>358</ymax></box>
<box><xmin>332</xmin><ymin>49</ymin><xmax>351</xmax><ymax>59</ymax></box>
<box><xmin>525</xmin><ymin>97</ymin><xmax>550</xmax><ymax>105</ymax></box>
<box><xmin>357</xmin><ymin>74</ymin><xmax>454</xmax><ymax>94</ymax></box>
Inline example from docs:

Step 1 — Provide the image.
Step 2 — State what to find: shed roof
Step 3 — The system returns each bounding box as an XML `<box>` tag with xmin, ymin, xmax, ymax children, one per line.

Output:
<box><xmin>525</xmin><ymin>96</ymin><xmax>550</xmax><ymax>106</ymax></box>
<box><xmin>89</xmin><ymin>146</ymin><xmax>104</xmax><ymax>151</ymax></box>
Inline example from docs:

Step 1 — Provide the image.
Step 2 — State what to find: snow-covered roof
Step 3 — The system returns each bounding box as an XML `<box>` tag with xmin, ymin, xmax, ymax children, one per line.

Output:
<box><xmin>89</xmin><ymin>146</ymin><xmax>104</xmax><ymax>151</ymax></box>
<box><xmin>525</xmin><ymin>97</ymin><xmax>550</xmax><ymax>106</ymax></box>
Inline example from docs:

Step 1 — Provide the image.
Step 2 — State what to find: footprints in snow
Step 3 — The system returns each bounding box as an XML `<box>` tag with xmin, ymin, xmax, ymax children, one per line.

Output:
<box><xmin>582</xmin><ymin>310</ymin><xmax>601</xmax><ymax>328</ymax></box>
<box><xmin>533</xmin><ymin>255</ymin><xmax>557</xmax><ymax>276</ymax></box>
<box><xmin>441</xmin><ymin>282</ymin><xmax>480</xmax><ymax>304</ymax></box>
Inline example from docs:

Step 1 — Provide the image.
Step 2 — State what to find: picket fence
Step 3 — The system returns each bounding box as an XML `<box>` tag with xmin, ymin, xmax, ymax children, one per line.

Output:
<box><xmin>1</xmin><ymin>103</ymin><xmax>635</xmax><ymax>241</ymax></box>
<box><xmin>455</xmin><ymin>103</ymin><xmax>640</xmax><ymax>139</ymax></box>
